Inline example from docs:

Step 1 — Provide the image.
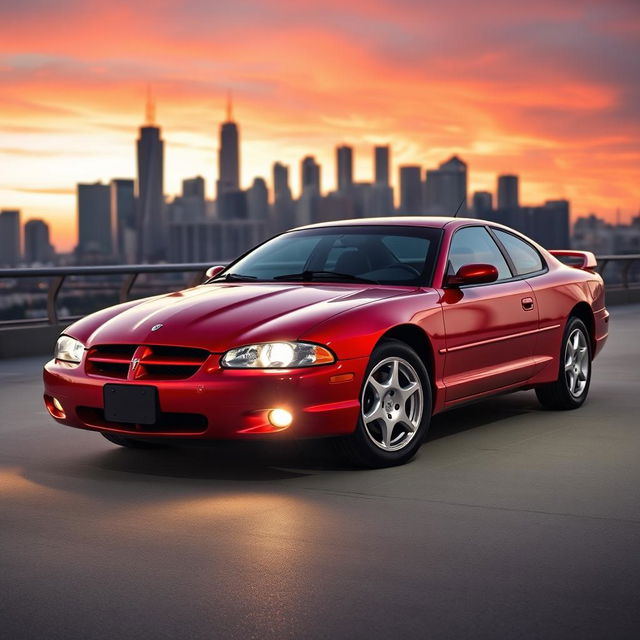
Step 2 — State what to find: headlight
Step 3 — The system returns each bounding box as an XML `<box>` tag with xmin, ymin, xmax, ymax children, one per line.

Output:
<box><xmin>54</xmin><ymin>335</ymin><xmax>85</xmax><ymax>366</ymax></box>
<box><xmin>221</xmin><ymin>341</ymin><xmax>335</xmax><ymax>369</ymax></box>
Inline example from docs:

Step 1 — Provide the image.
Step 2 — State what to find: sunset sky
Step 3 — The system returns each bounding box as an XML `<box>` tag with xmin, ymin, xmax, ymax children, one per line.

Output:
<box><xmin>1</xmin><ymin>0</ymin><xmax>639</xmax><ymax>252</ymax></box>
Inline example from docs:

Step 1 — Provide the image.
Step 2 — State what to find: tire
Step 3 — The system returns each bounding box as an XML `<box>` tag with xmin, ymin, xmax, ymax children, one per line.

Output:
<box><xmin>101</xmin><ymin>432</ymin><xmax>171</xmax><ymax>449</ymax></box>
<box><xmin>535</xmin><ymin>316</ymin><xmax>592</xmax><ymax>410</ymax></box>
<box><xmin>336</xmin><ymin>339</ymin><xmax>432</xmax><ymax>468</ymax></box>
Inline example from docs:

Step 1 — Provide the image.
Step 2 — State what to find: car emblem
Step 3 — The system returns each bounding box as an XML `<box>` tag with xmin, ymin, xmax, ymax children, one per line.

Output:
<box><xmin>130</xmin><ymin>357</ymin><xmax>140</xmax><ymax>371</ymax></box>
<box><xmin>151</xmin><ymin>323</ymin><xmax>163</xmax><ymax>332</ymax></box>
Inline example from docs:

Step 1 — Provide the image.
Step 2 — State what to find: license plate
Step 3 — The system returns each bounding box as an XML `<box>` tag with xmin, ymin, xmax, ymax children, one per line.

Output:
<box><xmin>103</xmin><ymin>384</ymin><xmax>158</xmax><ymax>425</ymax></box>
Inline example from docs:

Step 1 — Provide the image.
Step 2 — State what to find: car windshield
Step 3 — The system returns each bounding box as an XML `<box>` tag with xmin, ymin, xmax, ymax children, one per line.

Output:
<box><xmin>212</xmin><ymin>226</ymin><xmax>442</xmax><ymax>286</ymax></box>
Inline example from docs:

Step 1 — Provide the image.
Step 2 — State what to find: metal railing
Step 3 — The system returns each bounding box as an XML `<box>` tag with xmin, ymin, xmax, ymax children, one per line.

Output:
<box><xmin>0</xmin><ymin>255</ymin><xmax>638</xmax><ymax>328</ymax></box>
<box><xmin>596</xmin><ymin>255</ymin><xmax>640</xmax><ymax>290</ymax></box>
<box><xmin>0</xmin><ymin>263</ymin><xmax>213</xmax><ymax>326</ymax></box>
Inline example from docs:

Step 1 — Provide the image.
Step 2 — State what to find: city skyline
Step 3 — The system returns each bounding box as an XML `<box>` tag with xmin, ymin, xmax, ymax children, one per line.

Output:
<box><xmin>1</xmin><ymin>1</ymin><xmax>638</xmax><ymax>252</ymax></box>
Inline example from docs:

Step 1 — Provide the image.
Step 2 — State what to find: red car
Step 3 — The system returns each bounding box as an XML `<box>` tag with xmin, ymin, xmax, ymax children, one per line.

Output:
<box><xmin>44</xmin><ymin>217</ymin><xmax>608</xmax><ymax>467</ymax></box>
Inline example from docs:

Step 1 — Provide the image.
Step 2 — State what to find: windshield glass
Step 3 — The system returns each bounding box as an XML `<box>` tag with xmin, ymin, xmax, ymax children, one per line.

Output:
<box><xmin>213</xmin><ymin>225</ymin><xmax>442</xmax><ymax>286</ymax></box>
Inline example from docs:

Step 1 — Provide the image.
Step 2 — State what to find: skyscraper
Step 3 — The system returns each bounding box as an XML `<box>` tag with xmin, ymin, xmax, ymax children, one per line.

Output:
<box><xmin>374</xmin><ymin>145</ymin><xmax>390</xmax><ymax>185</ymax></box>
<box><xmin>183</xmin><ymin>176</ymin><xmax>205</xmax><ymax>200</ymax></box>
<box><xmin>473</xmin><ymin>191</ymin><xmax>493</xmax><ymax>217</ymax></box>
<box><xmin>301</xmin><ymin>156</ymin><xmax>321</xmax><ymax>194</ymax></box>
<box><xmin>24</xmin><ymin>219</ymin><xmax>53</xmax><ymax>264</ymax></box>
<box><xmin>273</xmin><ymin>162</ymin><xmax>292</xmax><ymax>202</ymax></box>
<box><xmin>497</xmin><ymin>174</ymin><xmax>519</xmax><ymax>211</ymax></box>
<box><xmin>336</xmin><ymin>145</ymin><xmax>353</xmax><ymax>192</ymax></box>
<box><xmin>0</xmin><ymin>209</ymin><xmax>21</xmax><ymax>266</ymax></box>
<box><xmin>424</xmin><ymin>156</ymin><xmax>467</xmax><ymax>215</ymax></box>
<box><xmin>399</xmin><ymin>166</ymin><xmax>423</xmax><ymax>214</ymax></box>
<box><xmin>136</xmin><ymin>93</ymin><xmax>165</xmax><ymax>261</ymax></box>
<box><xmin>77</xmin><ymin>182</ymin><xmax>112</xmax><ymax>256</ymax></box>
<box><xmin>272</xmin><ymin>162</ymin><xmax>294</xmax><ymax>231</ymax></box>
<box><xmin>538</xmin><ymin>200</ymin><xmax>570</xmax><ymax>249</ymax></box>
<box><xmin>247</xmin><ymin>177</ymin><xmax>269</xmax><ymax>220</ymax></box>
<box><xmin>216</xmin><ymin>95</ymin><xmax>240</xmax><ymax>198</ymax></box>
<box><xmin>110</xmin><ymin>179</ymin><xmax>136</xmax><ymax>262</ymax></box>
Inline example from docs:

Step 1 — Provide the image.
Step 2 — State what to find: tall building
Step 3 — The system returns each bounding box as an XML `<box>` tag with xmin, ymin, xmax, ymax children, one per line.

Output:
<box><xmin>216</xmin><ymin>95</ymin><xmax>240</xmax><ymax>198</ymax></box>
<box><xmin>370</xmin><ymin>183</ymin><xmax>394</xmax><ymax>217</ymax></box>
<box><xmin>273</xmin><ymin>162</ymin><xmax>292</xmax><ymax>202</ymax></box>
<box><xmin>77</xmin><ymin>182</ymin><xmax>112</xmax><ymax>257</ymax></box>
<box><xmin>24</xmin><ymin>219</ymin><xmax>53</xmax><ymax>264</ymax></box>
<box><xmin>168</xmin><ymin>219</ymin><xmax>268</xmax><ymax>263</ymax></box>
<box><xmin>0</xmin><ymin>209</ymin><xmax>21</xmax><ymax>266</ymax></box>
<box><xmin>497</xmin><ymin>174</ymin><xmax>519</xmax><ymax>211</ymax></box>
<box><xmin>110</xmin><ymin>179</ymin><xmax>136</xmax><ymax>262</ymax></box>
<box><xmin>315</xmin><ymin>193</ymin><xmax>355</xmax><ymax>223</ymax></box>
<box><xmin>336</xmin><ymin>145</ymin><xmax>353</xmax><ymax>192</ymax></box>
<box><xmin>136</xmin><ymin>94</ymin><xmax>165</xmax><ymax>261</ymax></box>
<box><xmin>167</xmin><ymin>177</ymin><xmax>207</xmax><ymax>226</ymax></box>
<box><xmin>183</xmin><ymin>176</ymin><xmax>205</xmax><ymax>200</ymax></box>
<box><xmin>473</xmin><ymin>191</ymin><xmax>493</xmax><ymax>218</ymax></box>
<box><xmin>301</xmin><ymin>156</ymin><xmax>321</xmax><ymax>194</ymax></box>
<box><xmin>399</xmin><ymin>166</ymin><xmax>423</xmax><ymax>214</ymax></box>
<box><xmin>538</xmin><ymin>200</ymin><xmax>570</xmax><ymax>249</ymax></box>
<box><xmin>296</xmin><ymin>191</ymin><xmax>321</xmax><ymax>226</ymax></box>
<box><xmin>247</xmin><ymin>178</ymin><xmax>269</xmax><ymax>220</ymax></box>
<box><xmin>272</xmin><ymin>162</ymin><xmax>295</xmax><ymax>231</ymax></box>
<box><xmin>374</xmin><ymin>145</ymin><xmax>390</xmax><ymax>185</ymax></box>
<box><xmin>424</xmin><ymin>156</ymin><xmax>467</xmax><ymax>215</ymax></box>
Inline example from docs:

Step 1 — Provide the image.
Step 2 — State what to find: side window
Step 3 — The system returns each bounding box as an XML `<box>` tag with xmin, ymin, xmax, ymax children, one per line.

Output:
<box><xmin>448</xmin><ymin>226</ymin><xmax>512</xmax><ymax>280</ymax></box>
<box><xmin>493</xmin><ymin>229</ymin><xmax>544</xmax><ymax>275</ymax></box>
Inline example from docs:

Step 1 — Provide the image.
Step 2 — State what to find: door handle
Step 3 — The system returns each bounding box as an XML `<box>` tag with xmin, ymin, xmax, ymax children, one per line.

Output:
<box><xmin>521</xmin><ymin>297</ymin><xmax>535</xmax><ymax>311</ymax></box>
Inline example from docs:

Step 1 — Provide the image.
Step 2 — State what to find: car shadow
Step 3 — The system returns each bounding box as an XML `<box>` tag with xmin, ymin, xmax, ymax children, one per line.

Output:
<box><xmin>426</xmin><ymin>390</ymin><xmax>542</xmax><ymax>442</ymax></box>
<box><xmin>23</xmin><ymin>391</ymin><xmax>545</xmax><ymax>492</ymax></box>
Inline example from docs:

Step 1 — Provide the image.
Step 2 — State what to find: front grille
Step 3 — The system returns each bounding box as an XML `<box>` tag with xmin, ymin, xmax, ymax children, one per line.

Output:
<box><xmin>86</xmin><ymin>344</ymin><xmax>210</xmax><ymax>380</ymax></box>
<box><xmin>77</xmin><ymin>406</ymin><xmax>208</xmax><ymax>434</ymax></box>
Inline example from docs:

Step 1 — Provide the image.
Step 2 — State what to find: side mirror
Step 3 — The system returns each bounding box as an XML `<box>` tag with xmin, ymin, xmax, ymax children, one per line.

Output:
<box><xmin>205</xmin><ymin>265</ymin><xmax>225</xmax><ymax>280</ymax></box>
<box><xmin>446</xmin><ymin>263</ymin><xmax>499</xmax><ymax>287</ymax></box>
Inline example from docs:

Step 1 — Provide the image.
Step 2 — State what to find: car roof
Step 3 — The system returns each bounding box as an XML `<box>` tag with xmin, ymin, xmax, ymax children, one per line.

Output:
<box><xmin>292</xmin><ymin>216</ymin><xmax>485</xmax><ymax>231</ymax></box>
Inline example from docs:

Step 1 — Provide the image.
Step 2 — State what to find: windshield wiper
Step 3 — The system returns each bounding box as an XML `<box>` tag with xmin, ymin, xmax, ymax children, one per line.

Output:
<box><xmin>216</xmin><ymin>272</ymin><xmax>258</xmax><ymax>282</ymax></box>
<box><xmin>273</xmin><ymin>270</ymin><xmax>378</xmax><ymax>284</ymax></box>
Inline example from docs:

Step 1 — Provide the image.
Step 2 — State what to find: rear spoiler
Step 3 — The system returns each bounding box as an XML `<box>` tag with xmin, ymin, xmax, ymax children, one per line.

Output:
<box><xmin>549</xmin><ymin>250</ymin><xmax>598</xmax><ymax>273</ymax></box>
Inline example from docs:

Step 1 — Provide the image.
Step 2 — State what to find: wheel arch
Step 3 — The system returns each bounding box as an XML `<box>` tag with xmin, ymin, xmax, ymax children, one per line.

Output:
<box><xmin>569</xmin><ymin>301</ymin><xmax>596</xmax><ymax>353</ymax></box>
<box><xmin>376</xmin><ymin>324</ymin><xmax>437</xmax><ymax>401</ymax></box>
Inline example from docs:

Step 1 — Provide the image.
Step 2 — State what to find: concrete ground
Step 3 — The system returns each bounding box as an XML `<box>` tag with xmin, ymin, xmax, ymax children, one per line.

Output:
<box><xmin>1</xmin><ymin>305</ymin><xmax>639</xmax><ymax>639</ymax></box>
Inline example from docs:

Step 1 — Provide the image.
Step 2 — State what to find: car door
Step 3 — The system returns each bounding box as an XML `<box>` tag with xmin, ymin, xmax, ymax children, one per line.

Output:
<box><xmin>441</xmin><ymin>225</ymin><xmax>539</xmax><ymax>403</ymax></box>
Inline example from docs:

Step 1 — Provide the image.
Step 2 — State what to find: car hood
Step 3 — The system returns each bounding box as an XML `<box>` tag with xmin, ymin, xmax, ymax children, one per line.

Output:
<box><xmin>79</xmin><ymin>282</ymin><xmax>405</xmax><ymax>352</ymax></box>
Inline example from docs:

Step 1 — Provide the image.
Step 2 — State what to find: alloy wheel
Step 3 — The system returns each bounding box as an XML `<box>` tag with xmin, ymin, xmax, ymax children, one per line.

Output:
<box><xmin>564</xmin><ymin>328</ymin><xmax>589</xmax><ymax>398</ymax></box>
<box><xmin>361</xmin><ymin>356</ymin><xmax>424</xmax><ymax>451</ymax></box>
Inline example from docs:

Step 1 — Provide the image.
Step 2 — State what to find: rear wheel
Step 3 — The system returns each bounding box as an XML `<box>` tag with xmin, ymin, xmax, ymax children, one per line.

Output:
<box><xmin>336</xmin><ymin>339</ymin><xmax>431</xmax><ymax>468</ymax></box>
<box><xmin>535</xmin><ymin>317</ymin><xmax>591</xmax><ymax>410</ymax></box>
<box><xmin>101</xmin><ymin>432</ymin><xmax>171</xmax><ymax>449</ymax></box>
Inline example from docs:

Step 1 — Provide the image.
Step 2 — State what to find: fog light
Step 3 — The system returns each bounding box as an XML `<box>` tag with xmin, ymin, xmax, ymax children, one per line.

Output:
<box><xmin>268</xmin><ymin>408</ymin><xmax>292</xmax><ymax>428</ymax></box>
<box><xmin>45</xmin><ymin>395</ymin><xmax>66</xmax><ymax>419</ymax></box>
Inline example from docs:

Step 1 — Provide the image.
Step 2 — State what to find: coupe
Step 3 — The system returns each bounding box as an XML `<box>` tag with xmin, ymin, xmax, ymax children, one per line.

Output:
<box><xmin>44</xmin><ymin>217</ymin><xmax>608</xmax><ymax>467</ymax></box>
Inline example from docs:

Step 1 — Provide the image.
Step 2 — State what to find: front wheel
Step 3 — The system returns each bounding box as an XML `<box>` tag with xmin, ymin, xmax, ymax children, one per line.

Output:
<box><xmin>535</xmin><ymin>317</ymin><xmax>592</xmax><ymax>410</ymax></box>
<box><xmin>336</xmin><ymin>339</ymin><xmax>432</xmax><ymax>468</ymax></box>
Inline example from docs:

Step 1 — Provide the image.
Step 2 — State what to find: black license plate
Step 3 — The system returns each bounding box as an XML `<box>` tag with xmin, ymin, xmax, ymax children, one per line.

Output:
<box><xmin>103</xmin><ymin>384</ymin><xmax>158</xmax><ymax>425</ymax></box>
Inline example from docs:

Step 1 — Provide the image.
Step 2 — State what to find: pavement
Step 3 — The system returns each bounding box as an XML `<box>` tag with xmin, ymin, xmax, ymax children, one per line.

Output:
<box><xmin>1</xmin><ymin>305</ymin><xmax>639</xmax><ymax>639</ymax></box>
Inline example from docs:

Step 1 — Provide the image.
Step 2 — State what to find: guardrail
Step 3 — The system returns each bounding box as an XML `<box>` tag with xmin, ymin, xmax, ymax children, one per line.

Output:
<box><xmin>596</xmin><ymin>255</ymin><xmax>640</xmax><ymax>290</ymax></box>
<box><xmin>0</xmin><ymin>263</ymin><xmax>213</xmax><ymax>326</ymax></box>
<box><xmin>0</xmin><ymin>255</ymin><xmax>638</xmax><ymax>329</ymax></box>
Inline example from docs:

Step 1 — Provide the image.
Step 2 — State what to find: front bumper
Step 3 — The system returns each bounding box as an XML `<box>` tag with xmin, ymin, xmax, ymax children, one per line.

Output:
<box><xmin>43</xmin><ymin>354</ymin><xmax>369</xmax><ymax>439</ymax></box>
